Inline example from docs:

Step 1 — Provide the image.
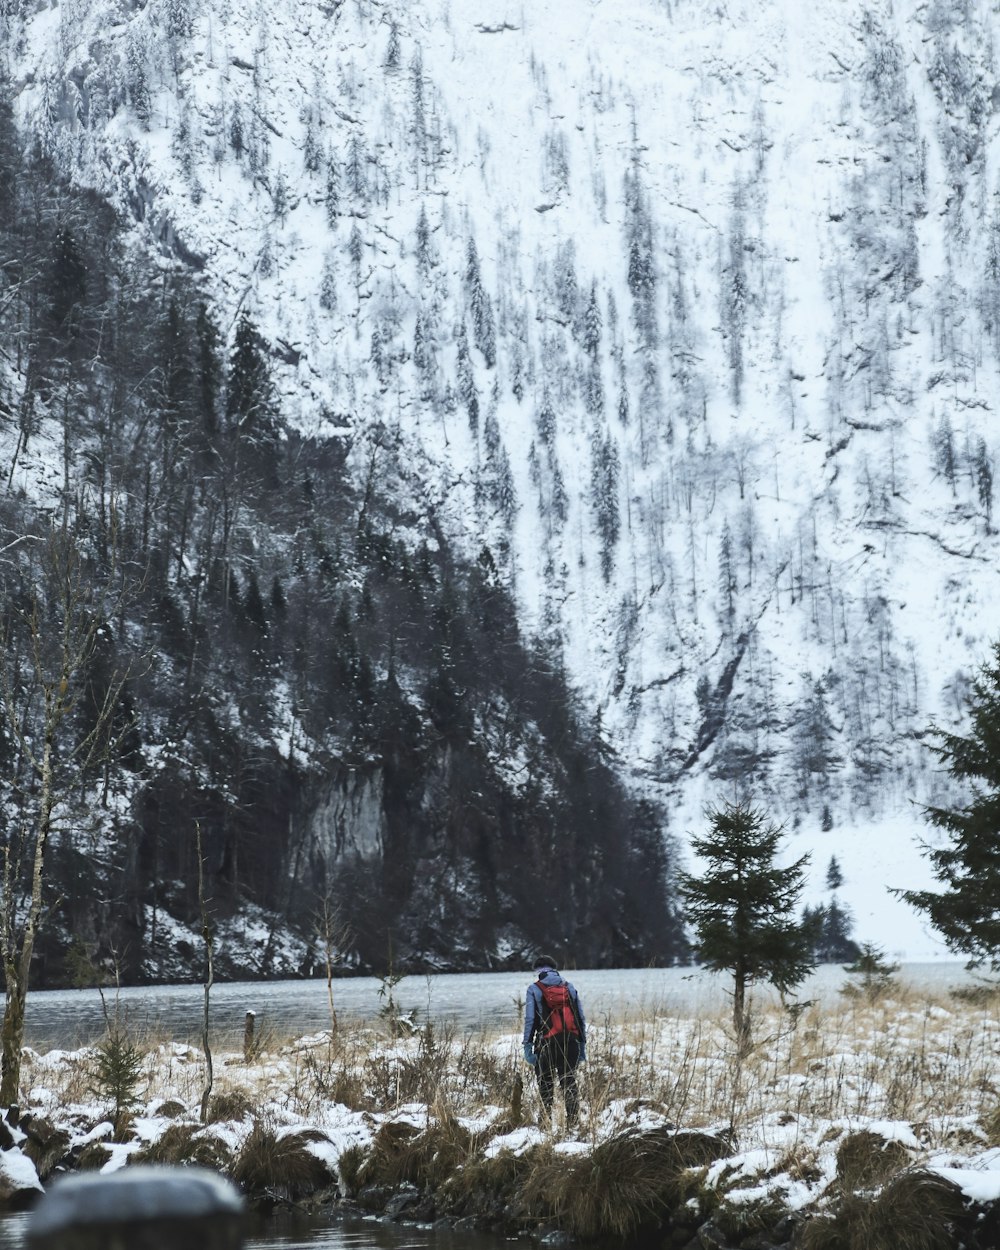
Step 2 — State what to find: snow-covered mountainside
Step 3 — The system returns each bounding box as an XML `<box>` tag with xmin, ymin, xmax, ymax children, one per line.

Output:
<box><xmin>7</xmin><ymin>0</ymin><xmax>1000</xmax><ymax>960</ymax></box>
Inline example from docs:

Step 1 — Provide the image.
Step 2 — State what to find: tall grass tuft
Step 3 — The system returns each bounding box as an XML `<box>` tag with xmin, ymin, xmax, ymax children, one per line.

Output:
<box><xmin>131</xmin><ymin>1122</ymin><xmax>234</xmax><ymax>1171</ymax></box>
<box><xmin>835</xmin><ymin>1130</ymin><xmax>912</xmax><ymax>1191</ymax></box>
<box><xmin>521</xmin><ymin>1126</ymin><xmax>730</xmax><ymax>1239</ymax></box>
<box><xmin>801</xmin><ymin>1170</ymin><xmax>966</xmax><ymax>1250</ymax></box>
<box><xmin>205</xmin><ymin>1087</ymin><xmax>256</xmax><ymax>1124</ymax></box>
<box><xmin>231</xmin><ymin>1119</ymin><xmax>335</xmax><ymax>1202</ymax></box>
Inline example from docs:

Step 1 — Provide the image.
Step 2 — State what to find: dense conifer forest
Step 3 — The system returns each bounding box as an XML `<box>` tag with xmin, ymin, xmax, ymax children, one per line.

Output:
<box><xmin>0</xmin><ymin>100</ymin><xmax>684</xmax><ymax>982</ymax></box>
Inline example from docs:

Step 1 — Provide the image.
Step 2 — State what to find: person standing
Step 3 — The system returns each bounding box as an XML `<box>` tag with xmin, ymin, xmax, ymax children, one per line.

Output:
<box><xmin>522</xmin><ymin>954</ymin><xmax>586</xmax><ymax>1128</ymax></box>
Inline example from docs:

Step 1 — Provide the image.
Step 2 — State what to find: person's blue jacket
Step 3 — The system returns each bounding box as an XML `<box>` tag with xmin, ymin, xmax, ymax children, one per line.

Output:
<box><xmin>523</xmin><ymin>966</ymin><xmax>586</xmax><ymax>1057</ymax></box>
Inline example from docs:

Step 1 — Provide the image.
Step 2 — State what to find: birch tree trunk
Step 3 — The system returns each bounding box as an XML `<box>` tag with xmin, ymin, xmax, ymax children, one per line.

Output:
<box><xmin>0</xmin><ymin>525</ymin><xmax>137</xmax><ymax>1103</ymax></box>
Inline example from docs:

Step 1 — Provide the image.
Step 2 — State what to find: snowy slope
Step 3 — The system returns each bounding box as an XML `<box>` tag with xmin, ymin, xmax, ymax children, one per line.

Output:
<box><xmin>8</xmin><ymin>0</ymin><xmax>1000</xmax><ymax>958</ymax></box>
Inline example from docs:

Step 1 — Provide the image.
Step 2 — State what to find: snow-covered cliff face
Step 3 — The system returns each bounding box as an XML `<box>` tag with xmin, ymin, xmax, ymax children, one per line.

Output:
<box><xmin>8</xmin><ymin>0</ymin><xmax>1000</xmax><ymax>953</ymax></box>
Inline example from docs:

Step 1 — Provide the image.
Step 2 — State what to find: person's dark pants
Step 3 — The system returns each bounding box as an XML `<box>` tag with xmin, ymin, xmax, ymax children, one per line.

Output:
<box><xmin>535</xmin><ymin>1035</ymin><xmax>581</xmax><ymax>1125</ymax></box>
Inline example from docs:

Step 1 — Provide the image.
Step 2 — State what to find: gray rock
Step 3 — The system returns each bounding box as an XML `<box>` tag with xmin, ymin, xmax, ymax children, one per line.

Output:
<box><xmin>27</xmin><ymin>1165</ymin><xmax>244</xmax><ymax>1250</ymax></box>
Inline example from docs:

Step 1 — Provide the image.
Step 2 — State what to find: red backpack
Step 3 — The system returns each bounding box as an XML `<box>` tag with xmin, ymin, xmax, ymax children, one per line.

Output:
<box><xmin>537</xmin><ymin>980</ymin><xmax>580</xmax><ymax>1038</ymax></box>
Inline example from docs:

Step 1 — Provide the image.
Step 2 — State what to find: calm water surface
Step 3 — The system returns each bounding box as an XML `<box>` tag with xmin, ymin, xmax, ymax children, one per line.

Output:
<box><xmin>19</xmin><ymin>961</ymin><xmax>970</xmax><ymax>1050</ymax></box>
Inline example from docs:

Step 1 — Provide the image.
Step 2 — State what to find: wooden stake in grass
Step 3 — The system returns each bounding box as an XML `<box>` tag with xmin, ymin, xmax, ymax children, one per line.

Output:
<box><xmin>243</xmin><ymin>1012</ymin><xmax>256</xmax><ymax>1063</ymax></box>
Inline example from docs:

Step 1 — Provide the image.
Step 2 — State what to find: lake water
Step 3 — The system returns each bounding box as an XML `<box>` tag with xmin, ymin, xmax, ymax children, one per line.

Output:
<box><xmin>19</xmin><ymin>961</ymin><xmax>972</xmax><ymax>1051</ymax></box>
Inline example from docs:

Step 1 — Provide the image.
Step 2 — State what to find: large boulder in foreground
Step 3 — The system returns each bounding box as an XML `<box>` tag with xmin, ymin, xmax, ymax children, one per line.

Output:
<box><xmin>0</xmin><ymin>1146</ymin><xmax>42</xmax><ymax>1211</ymax></box>
<box><xmin>25</xmin><ymin>1165</ymin><xmax>244</xmax><ymax>1250</ymax></box>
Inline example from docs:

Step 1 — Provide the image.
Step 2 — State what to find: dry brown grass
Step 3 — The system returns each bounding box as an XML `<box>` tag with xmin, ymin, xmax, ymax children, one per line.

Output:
<box><xmin>357</xmin><ymin>1113</ymin><xmax>475</xmax><ymax>1190</ymax></box>
<box><xmin>132</xmin><ymin>1122</ymin><xmax>234</xmax><ymax>1171</ymax></box>
<box><xmin>440</xmin><ymin>1142</ymin><xmax>545</xmax><ymax>1224</ymax></box>
<box><xmin>230</xmin><ymin>1119</ymin><xmax>336</xmax><ymax>1201</ymax></box>
<box><xmin>30</xmin><ymin>984</ymin><xmax>1000</xmax><ymax>1145</ymax></box>
<box><xmin>205</xmin><ymin>1087</ymin><xmax>256</xmax><ymax>1124</ymax></box>
<box><xmin>19</xmin><ymin>980</ymin><xmax>1000</xmax><ymax>1243</ymax></box>
<box><xmin>835</xmin><ymin>1130</ymin><xmax>913</xmax><ymax>1191</ymax></box>
<box><xmin>800</xmin><ymin>1169</ymin><xmax>966</xmax><ymax>1250</ymax></box>
<box><xmin>519</xmin><ymin>1126</ymin><xmax>730</xmax><ymax>1239</ymax></box>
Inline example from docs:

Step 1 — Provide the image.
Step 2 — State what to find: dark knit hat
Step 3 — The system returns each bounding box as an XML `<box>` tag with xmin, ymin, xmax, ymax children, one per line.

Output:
<box><xmin>533</xmin><ymin>954</ymin><xmax>558</xmax><ymax>970</ymax></box>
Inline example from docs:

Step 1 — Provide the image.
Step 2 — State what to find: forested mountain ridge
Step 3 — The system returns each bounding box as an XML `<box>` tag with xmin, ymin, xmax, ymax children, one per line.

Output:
<box><xmin>0</xmin><ymin>131</ymin><xmax>681</xmax><ymax>980</ymax></box>
<box><xmin>3</xmin><ymin>0</ymin><xmax>999</xmax><ymax>974</ymax></box>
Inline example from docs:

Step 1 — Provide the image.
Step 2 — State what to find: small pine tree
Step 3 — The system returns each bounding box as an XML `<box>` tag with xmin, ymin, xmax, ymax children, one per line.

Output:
<box><xmin>841</xmin><ymin>941</ymin><xmax>899</xmax><ymax>1003</ymax></box>
<box><xmin>325</xmin><ymin>154</ymin><xmax>341</xmax><ymax>227</ymax></box>
<box><xmin>90</xmin><ymin>1026</ymin><xmax>146</xmax><ymax>1141</ymax></box>
<box><xmin>229</xmin><ymin>105</ymin><xmax>245</xmax><ymax>159</ymax></box>
<box><xmin>384</xmin><ymin>20</ymin><xmax>401</xmax><ymax>71</ymax></box>
<box><xmin>680</xmin><ymin>799</ymin><xmax>816</xmax><ymax>1048</ymax></box>
<box><xmin>415</xmin><ymin>203</ymin><xmax>432</xmax><ymax>277</ymax></box>
<box><xmin>466</xmin><ymin>236</ymin><xmax>496</xmax><ymax>368</ymax></box>
<box><xmin>974</xmin><ymin>436</ymin><xmax>994</xmax><ymax>529</ymax></box>
<box><xmin>195</xmin><ymin>303</ymin><xmax>221</xmax><ymax>444</ymax></box>
<box><xmin>243</xmin><ymin>570</ymin><xmax>268</xmax><ymax>635</ymax></box>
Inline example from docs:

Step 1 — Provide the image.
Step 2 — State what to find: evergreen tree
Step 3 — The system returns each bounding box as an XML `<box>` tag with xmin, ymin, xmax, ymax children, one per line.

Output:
<box><xmin>157</xmin><ymin>298</ymin><xmax>194</xmax><ymax>433</ymax></box>
<box><xmin>841</xmin><ymin>941</ymin><xmax>899</xmax><ymax>1002</ymax></box>
<box><xmin>48</xmin><ymin>227</ymin><xmax>87</xmax><ymax>337</ymax></box>
<box><xmin>934</xmin><ymin>413</ymin><xmax>958</xmax><ymax>492</ymax></box>
<box><xmin>901</xmin><ymin>642</ymin><xmax>1000</xmax><ymax>966</ymax></box>
<box><xmin>456</xmin><ymin>320</ymin><xmax>478</xmax><ymax>432</ymax></box>
<box><xmin>590</xmin><ymin>427</ymin><xmax>620</xmax><ymax>581</ymax></box>
<box><xmin>325</xmin><ymin>153</ymin><xmax>341</xmax><ymax>227</ymax></box>
<box><xmin>195</xmin><ymin>303</ymin><xmax>221</xmax><ymax>444</ymax></box>
<box><xmin>804</xmin><ymin>899</ymin><xmax>857</xmax><ymax>963</ymax></box>
<box><xmin>303</xmin><ymin>109</ymin><xmax>322</xmax><ymax>174</ymax></box>
<box><xmin>319</xmin><ymin>250</ymin><xmax>338</xmax><ymax>312</ymax></box>
<box><xmin>229</xmin><ymin>105</ymin><xmax>245</xmax><ymax>160</ymax></box>
<box><xmin>348</xmin><ymin>223</ymin><xmax>364</xmax><ymax>282</ymax></box>
<box><xmin>243</xmin><ymin>570</ymin><xmax>268</xmax><ymax>635</ymax></box>
<box><xmin>226</xmin><ymin>310</ymin><xmax>280</xmax><ymax>455</ymax></box>
<box><xmin>270</xmin><ymin>575</ymin><xmax>287</xmax><ymax>620</ymax></box>
<box><xmin>795</xmin><ymin>676</ymin><xmax>841</xmax><ymax>800</ymax></box>
<box><xmin>718</xmin><ymin>522</ymin><xmax>737</xmax><ymax>635</ymax></box>
<box><xmin>974</xmin><ymin>436</ymin><xmax>994</xmax><ymax>529</ymax></box>
<box><xmin>415</xmin><ymin>203</ymin><xmax>433</xmax><ymax>278</ymax></box>
<box><xmin>465</xmin><ymin>235</ymin><xmax>496</xmax><ymax>368</ymax></box>
<box><xmin>680</xmin><ymin>799</ymin><xmax>816</xmax><ymax>1047</ymax></box>
<box><xmin>536</xmin><ymin>392</ymin><xmax>556</xmax><ymax>447</ymax></box>
<box><xmin>165</xmin><ymin>0</ymin><xmax>195</xmax><ymax>39</ymax></box>
<box><xmin>0</xmin><ymin>87</ymin><xmax>17</xmax><ymax>219</ymax></box>
<box><xmin>345</xmin><ymin>134</ymin><xmax>367</xmax><ymax>203</ymax></box>
<box><xmin>583</xmin><ymin>282</ymin><xmax>602</xmax><ymax>361</ymax></box>
<box><xmin>384</xmin><ymin>20</ymin><xmax>401</xmax><ymax>71</ymax></box>
<box><xmin>125</xmin><ymin>28</ymin><xmax>152</xmax><ymax>127</ymax></box>
<box><xmin>227</xmin><ymin>311</ymin><xmax>267</xmax><ymax>426</ymax></box>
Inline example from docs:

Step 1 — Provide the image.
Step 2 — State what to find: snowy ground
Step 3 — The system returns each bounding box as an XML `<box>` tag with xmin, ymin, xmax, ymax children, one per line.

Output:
<box><xmin>6</xmin><ymin>984</ymin><xmax>1000</xmax><ymax>1231</ymax></box>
